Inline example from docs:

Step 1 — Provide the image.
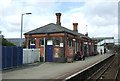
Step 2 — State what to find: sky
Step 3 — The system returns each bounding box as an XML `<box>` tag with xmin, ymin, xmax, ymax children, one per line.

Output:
<box><xmin>0</xmin><ymin>0</ymin><xmax>118</xmax><ymax>39</ymax></box>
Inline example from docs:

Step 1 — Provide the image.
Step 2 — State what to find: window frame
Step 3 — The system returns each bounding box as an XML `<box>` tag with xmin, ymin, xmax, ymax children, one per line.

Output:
<box><xmin>30</xmin><ymin>38</ymin><xmax>36</xmax><ymax>45</ymax></box>
<box><xmin>54</xmin><ymin>38</ymin><xmax>60</xmax><ymax>46</ymax></box>
<box><xmin>39</xmin><ymin>38</ymin><xmax>44</xmax><ymax>46</ymax></box>
<box><xmin>68</xmin><ymin>39</ymin><xmax>73</xmax><ymax>47</ymax></box>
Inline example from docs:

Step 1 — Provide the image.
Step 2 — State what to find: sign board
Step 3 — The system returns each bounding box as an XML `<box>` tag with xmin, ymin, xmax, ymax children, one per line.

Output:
<box><xmin>60</xmin><ymin>43</ymin><xmax>63</xmax><ymax>47</ymax></box>
<box><xmin>54</xmin><ymin>48</ymin><xmax>60</xmax><ymax>58</ymax></box>
<box><xmin>47</xmin><ymin>40</ymin><xmax>53</xmax><ymax>45</ymax></box>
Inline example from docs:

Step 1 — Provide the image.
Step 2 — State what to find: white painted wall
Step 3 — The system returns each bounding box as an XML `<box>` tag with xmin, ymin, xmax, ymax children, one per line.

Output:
<box><xmin>23</xmin><ymin>49</ymin><xmax>40</xmax><ymax>64</ymax></box>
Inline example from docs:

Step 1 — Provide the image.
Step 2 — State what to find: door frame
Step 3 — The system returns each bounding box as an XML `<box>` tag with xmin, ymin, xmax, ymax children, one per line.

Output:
<box><xmin>47</xmin><ymin>39</ymin><xmax>53</xmax><ymax>62</ymax></box>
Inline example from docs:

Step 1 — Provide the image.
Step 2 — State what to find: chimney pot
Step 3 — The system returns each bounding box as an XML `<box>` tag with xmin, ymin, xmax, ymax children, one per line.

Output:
<box><xmin>85</xmin><ymin>32</ymin><xmax>88</xmax><ymax>36</ymax></box>
<box><xmin>73</xmin><ymin>23</ymin><xmax>78</xmax><ymax>32</ymax></box>
<box><xmin>56</xmin><ymin>13</ymin><xmax>61</xmax><ymax>26</ymax></box>
<box><xmin>56</xmin><ymin>13</ymin><xmax>61</xmax><ymax>16</ymax></box>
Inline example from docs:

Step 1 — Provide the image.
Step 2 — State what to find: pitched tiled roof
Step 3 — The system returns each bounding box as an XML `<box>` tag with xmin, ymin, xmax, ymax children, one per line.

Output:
<box><xmin>24</xmin><ymin>23</ymin><xmax>91</xmax><ymax>40</ymax></box>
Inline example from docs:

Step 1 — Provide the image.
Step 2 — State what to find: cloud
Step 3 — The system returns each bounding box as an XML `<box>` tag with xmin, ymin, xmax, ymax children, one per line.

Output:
<box><xmin>0</xmin><ymin>0</ymin><xmax>60</xmax><ymax>38</ymax></box>
<box><xmin>82</xmin><ymin>1</ymin><xmax>118</xmax><ymax>26</ymax></box>
<box><xmin>0</xmin><ymin>0</ymin><xmax>118</xmax><ymax>39</ymax></box>
<box><xmin>61</xmin><ymin>11</ymin><xmax>88</xmax><ymax>34</ymax></box>
<box><xmin>82</xmin><ymin>1</ymin><xmax>118</xmax><ymax>38</ymax></box>
<box><xmin>61</xmin><ymin>1</ymin><xmax>118</xmax><ymax>38</ymax></box>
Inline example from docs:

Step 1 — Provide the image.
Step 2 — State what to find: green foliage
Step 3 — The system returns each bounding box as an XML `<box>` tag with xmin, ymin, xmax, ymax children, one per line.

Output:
<box><xmin>2</xmin><ymin>37</ymin><xmax>16</xmax><ymax>46</ymax></box>
<box><xmin>22</xmin><ymin>41</ymin><xmax>26</xmax><ymax>48</ymax></box>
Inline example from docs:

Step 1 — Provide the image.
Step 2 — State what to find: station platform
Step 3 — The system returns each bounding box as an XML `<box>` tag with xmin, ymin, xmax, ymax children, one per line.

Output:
<box><xmin>2</xmin><ymin>54</ymin><xmax>113</xmax><ymax>79</ymax></box>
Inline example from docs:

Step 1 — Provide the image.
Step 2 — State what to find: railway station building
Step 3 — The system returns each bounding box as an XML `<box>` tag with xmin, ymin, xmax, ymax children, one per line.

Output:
<box><xmin>24</xmin><ymin>13</ymin><xmax>97</xmax><ymax>62</ymax></box>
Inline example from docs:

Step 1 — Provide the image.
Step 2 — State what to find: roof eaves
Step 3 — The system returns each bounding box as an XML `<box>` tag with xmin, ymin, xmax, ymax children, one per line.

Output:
<box><xmin>24</xmin><ymin>31</ymin><xmax>65</xmax><ymax>35</ymax></box>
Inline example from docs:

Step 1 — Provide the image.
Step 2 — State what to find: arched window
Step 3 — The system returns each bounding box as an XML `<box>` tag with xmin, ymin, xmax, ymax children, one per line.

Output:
<box><xmin>55</xmin><ymin>38</ymin><xmax>60</xmax><ymax>46</ymax></box>
<box><xmin>68</xmin><ymin>39</ymin><xmax>73</xmax><ymax>47</ymax></box>
<box><xmin>30</xmin><ymin>38</ymin><xmax>36</xmax><ymax>45</ymax></box>
<box><xmin>39</xmin><ymin>38</ymin><xmax>44</xmax><ymax>46</ymax></box>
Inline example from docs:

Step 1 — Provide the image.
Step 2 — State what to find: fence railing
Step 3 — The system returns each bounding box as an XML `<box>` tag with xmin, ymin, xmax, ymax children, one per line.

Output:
<box><xmin>1</xmin><ymin>46</ymin><xmax>23</xmax><ymax>69</ymax></box>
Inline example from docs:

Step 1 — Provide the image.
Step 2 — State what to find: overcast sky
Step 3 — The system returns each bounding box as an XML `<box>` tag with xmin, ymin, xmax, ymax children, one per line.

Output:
<box><xmin>0</xmin><ymin>0</ymin><xmax>118</xmax><ymax>39</ymax></box>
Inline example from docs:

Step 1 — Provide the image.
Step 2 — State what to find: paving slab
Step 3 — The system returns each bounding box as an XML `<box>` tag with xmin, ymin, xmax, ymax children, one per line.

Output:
<box><xmin>2</xmin><ymin>54</ymin><xmax>112</xmax><ymax>79</ymax></box>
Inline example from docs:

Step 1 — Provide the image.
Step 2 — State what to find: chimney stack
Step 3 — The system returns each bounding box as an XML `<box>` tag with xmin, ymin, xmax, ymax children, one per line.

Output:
<box><xmin>73</xmin><ymin>23</ymin><xmax>78</xmax><ymax>32</ymax></box>
<box><xmin>85</xmin><ymin>32</ymin><xmax>88</xmax><ymax>36</ymax></box>
<box><xmin>56</xmin><ymin>13</ymin><xmax>61</xmax><ymax>26</ymax></box>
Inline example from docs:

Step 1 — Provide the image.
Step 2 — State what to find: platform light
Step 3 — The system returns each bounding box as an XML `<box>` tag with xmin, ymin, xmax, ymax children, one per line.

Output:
<box><xmin>20</xmin><ymin>13</ymin><xmax>32</xmax><ymax>47</ymax></box>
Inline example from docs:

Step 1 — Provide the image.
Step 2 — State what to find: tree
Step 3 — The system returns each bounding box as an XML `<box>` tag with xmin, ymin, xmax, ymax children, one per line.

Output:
<box><xmin>22</xmin><ymin>41</ymin><xmax>26</xmax><ymax>48</ymax></box>
<box><xmin>2</xmin><ymin>36</ymin><xmax>16</xmax><ymax>46</ymax></box>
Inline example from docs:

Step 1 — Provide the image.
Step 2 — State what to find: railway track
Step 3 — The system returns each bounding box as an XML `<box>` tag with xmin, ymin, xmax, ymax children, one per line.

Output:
<box><xmin>64</xmin><ymin>54</ymin><xmax>115</xmax><ymax>81</ymax></box>
<box><xmin>114</xmin><ymin>53</ymin><xmax>120</xmax><ymax>81</ymax></box>
<box><xmin>114</xmin><ymin>64</ymin><xmax>120</xmax><ymax>81</ymax></box>
<box><xmin>87</xmin><ymin>54</ymin><xmax>120</xmax><ymax>81</ymax></box>
<box><xmin>64</xmin><ymin>54</ymin><xmax>120</xmax><ymax>81</ymax></box>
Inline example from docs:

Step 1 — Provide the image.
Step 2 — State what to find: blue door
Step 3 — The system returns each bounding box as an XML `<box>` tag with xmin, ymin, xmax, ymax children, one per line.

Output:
<box><xmin>47</xmin><ymin>45</ymin><xmax>53</xmax><ymax>62</ymax></box>
<box><xmin>0</xmin><ymin>46</ymin><xmax>2</xmax><ymax>69</ymax></box>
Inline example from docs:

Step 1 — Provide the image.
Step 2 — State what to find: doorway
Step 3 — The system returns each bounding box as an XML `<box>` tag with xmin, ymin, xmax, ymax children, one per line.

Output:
<box><xmin>47</xmin><ymin>40</ymin><xmax>53</xmax><ymax>62</ymax></box>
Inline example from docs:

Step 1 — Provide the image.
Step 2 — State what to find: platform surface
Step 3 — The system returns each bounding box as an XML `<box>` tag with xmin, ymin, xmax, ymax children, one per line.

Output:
<box><xmin>2</xmin><ymin>54</ymin><xmax>112</xmax><ymax>79</ymax></box>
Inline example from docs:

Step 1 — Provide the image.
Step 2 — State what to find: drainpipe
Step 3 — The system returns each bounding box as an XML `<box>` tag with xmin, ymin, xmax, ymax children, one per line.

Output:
<box><xmin>63</xmin><ymin>33</ymin><xmax>66</xmax><ymax>62</ymax></box>
<box><xmin>63</xmin><ymin>36</ymin><xmax>65</xmax><ymax>62</ymax></box>
<box><xmin>44</xmin><ymin>37</ymin><xmax>46</xmax><ymax>62</ymax></box>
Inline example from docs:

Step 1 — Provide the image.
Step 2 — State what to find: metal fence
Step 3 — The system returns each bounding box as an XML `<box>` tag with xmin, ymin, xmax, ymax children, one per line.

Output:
<box><xmin>1</xmin><ymin>46</ymin><xmax>23</xmax><ymax>69</ymax></box>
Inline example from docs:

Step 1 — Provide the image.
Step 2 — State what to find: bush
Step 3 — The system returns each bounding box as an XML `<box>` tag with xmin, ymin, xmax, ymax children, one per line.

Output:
<box><xmin>2</xmin><ymin>37</ymin><xmax>16</xmax><ymax>46</ymax></box>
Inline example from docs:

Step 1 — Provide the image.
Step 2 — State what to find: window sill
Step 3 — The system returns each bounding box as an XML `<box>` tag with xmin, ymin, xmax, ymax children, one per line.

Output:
<box><xmin>54</xmin><ymin>46</ymin><xmax>60</xmax><ymax>48</ymax></box>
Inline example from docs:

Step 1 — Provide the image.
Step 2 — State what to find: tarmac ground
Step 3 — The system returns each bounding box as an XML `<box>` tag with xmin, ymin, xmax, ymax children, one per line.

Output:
<box><xmin>2</xmin><ymin>54</ymin><xmax>112</xmax><ymax>79</ymax></box>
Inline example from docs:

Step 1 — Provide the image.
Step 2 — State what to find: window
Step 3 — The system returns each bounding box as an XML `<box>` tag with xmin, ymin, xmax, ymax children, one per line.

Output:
<box><xmin>81</xmin><ymin>41</ymin><xmax>83</xmax><ymax>51</ymax></box>
<box><xmin>77</xmin><ymin>41</ymin><xmax>79</xmax><ymax>51</ymax></box>
<box><xmin>69</xmin><ymin>40</ymin><xmax>71</xmax><ymax>47</ymax></box>
<box><xmin>87</xmin><ymin>43</ymin><xmax>88</xmax><ymax>53</ymax></box>
<box><xmin>39</xmin><ymin>38</ymin><xmax>44</xmax><ymax>46</ymax></box>
<box><xmin>75</xmin><ymin>40</ymin><xmax>79</xmax><ymax>53</ymax></box>
<box><xmin>30</xmin><ymin>38</ymin><xmax>36</xmax><ymax>45</ymax></box>
<box><xmin>68</xmin><ymin>39</ymin><xmax>73</xmax><ymax>47</ymax></box>
<box><xmin>55</xmin><ymin>38</ymin><xmax>60</xmax><ymax>46</ymax></box>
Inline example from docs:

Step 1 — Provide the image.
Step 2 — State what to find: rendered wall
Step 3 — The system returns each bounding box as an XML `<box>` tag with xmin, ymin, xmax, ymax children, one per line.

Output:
<box><xmin>23</xmin><ymin>49</ymin><xmax>40</xmax><ymax>64</ymax></box>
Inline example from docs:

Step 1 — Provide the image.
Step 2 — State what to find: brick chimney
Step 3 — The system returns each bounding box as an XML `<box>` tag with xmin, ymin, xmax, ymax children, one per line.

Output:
<box><xmin>73</xmin><ymin>23</ymin><xmax>78</xmax><ymax>32</ymax></box>
<box><xmin>56</xmin><ymin>13</ymin><xmax>61</xmax><ymax>26</ymax></box>
<box><xmin>85</xmin><ymin>32</ymin><xmax>88</xmax><ymax>36</ymax></box>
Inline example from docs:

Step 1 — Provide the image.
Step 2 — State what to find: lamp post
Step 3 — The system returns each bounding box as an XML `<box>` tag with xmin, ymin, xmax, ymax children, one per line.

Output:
<box><xmin>20</xmin><ymin>13</ymin><xmax>32</xmax><ymax>47</ymax></box>
<box><xmin>86</xmin><ymin>25</ymin><xmax>88</xmax><ymax>34</ymax></box>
